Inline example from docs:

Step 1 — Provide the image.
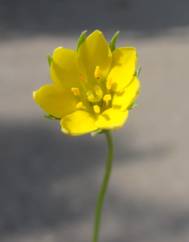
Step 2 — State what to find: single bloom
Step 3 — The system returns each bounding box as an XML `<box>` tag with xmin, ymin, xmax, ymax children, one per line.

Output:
<box><xmin>33</xmin><ymin>30</ymin><xmax>140</xmax><ymax>136</ymax></box>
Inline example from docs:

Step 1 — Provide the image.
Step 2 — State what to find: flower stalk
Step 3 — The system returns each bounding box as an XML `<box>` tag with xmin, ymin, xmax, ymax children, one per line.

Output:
<box><xmin>92</xmin><ymin>130</ymin><xmax>114</xmax><ymax>242</ymax></box>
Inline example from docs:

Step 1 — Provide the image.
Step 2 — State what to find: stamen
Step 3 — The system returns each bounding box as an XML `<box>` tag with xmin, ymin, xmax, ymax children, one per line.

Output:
<box><xmin>71</xmin><ymin>87</ymin><xmax>80</xmax><ymax>96</ymax></box>
<box><xmin>76</xmin><ymin>102</ymin><xmax>85</xmax><ymax>109</ymax></box>
<box><xmin>94</xmin><ymin>85</ymin><xmax>103</xmax><ymax>99</ymax></box>
<box><xmin>93</xmin><ymin>105</ymin><xmax>101</xmax><ymax>114</ymax></box>
<box><xmin>87</xmin><ymin>91</ymin><xmax>95</xmax><ymax>102</ymax></box>
<box><xmin>106</xmin><ymin>78</ymin><xmax>113</xmax><ymax>90</ymax></box>
<box><xmin>103</xmin><ymin>94</ymin><xmax>112</xmax><ymax>106</ymax></box>
<box><xmin>94</xmin><ymin>66</ymin><xmax>102</xmax><ymax>79</ymax></box>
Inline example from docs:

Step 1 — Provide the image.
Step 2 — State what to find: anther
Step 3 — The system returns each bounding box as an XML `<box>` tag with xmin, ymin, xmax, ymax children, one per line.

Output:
<box><xmin>93</xmin><ymin>105</ymin><xmax>101</xmax><ymax>114</ymax></box>
<box><xmin>76</xmin><ymin>102</ymin><xmax>85</xmax><ymax>109</ymax></box>
<box><xmin>103</xmin><ymin>94</ymin><xmax>112</xmax><ymax>105</ymax></box>
<box><xmin>94</xmin><ymin>85</ymin><xmax>103</xmax><ymax>99</ymax></box>
<box><xmin>106</xmin><ymin>78</ymin><xmax>113</xmax><ymax>90</ymax></box>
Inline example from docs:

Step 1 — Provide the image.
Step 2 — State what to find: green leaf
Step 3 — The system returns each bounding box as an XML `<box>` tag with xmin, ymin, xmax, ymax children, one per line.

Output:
<box><xmin>44</xmin><ymin>114</ymin><xmax>60</xmax><ymax>120</ymax></box>
<box><xmin>48</xmin><ymin>54</ymin><xmax>52</xmax><ymax>66</ymax></box>
<box><xmin>109</xmin><ymin>31</ymin><xmax>120</xmax><ymax>51</ymax></box>
<box><xmin>76</xmin><ymin>30</ymin><xmax>87</xmax><ymax>50</ymax></box>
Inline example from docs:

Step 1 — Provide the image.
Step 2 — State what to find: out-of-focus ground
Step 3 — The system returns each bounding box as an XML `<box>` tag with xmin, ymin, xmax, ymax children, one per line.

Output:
<box><xmin>0</xmin><ymin>0</ymin><xmax>189</xmax><ymax>241</ymax></box>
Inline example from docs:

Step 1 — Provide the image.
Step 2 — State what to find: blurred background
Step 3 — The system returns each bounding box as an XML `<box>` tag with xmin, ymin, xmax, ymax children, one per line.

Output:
<box><xmin>0</xmin><ymin>0</ymin><xmax>189</xmax><ymax>241</ymax></box>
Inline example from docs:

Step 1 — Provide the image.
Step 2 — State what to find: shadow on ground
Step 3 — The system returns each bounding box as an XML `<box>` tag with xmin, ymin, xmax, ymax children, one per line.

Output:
<box><xmin>0</xmin><ymin>121</ymin><xmax>182</xmax><ymax>242</ymax></box>
<box><xmin>0</xmin><ymin>0</ymin><xmax>189</xmax><ymax>39</ymax></box>
<box><xmin>109</xmin><ymin>197</ymin><xmax>189</xmax><ymax>242</ymax></box>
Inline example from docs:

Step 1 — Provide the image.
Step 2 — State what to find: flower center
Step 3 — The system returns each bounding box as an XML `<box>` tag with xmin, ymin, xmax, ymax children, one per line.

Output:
<box><xmin>71</xmin><ymin>66</ymin><xmax>115</xmax><ymax>114</ymax></box>
<box><xmin>86</xmin><ymin>86</ymin><xmax>112</xmax><ymax>114</ymax></box>
<box><xmin>86</xmin><ymin>85</ymin><xmax>103</xmax><ymax>103</ymax></box>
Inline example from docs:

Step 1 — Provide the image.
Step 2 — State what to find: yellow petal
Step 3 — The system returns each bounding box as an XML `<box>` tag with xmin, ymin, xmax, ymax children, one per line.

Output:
<box><xmin>113</xmin><ymin>77</ymin><xmax>140</xmax><ymax>111</ymax></box>
<box><xmin>60</xmin><ymin>110</ymin><xmax>97</xmax><ymax>136</ymax></box>
<box><xmin>33</xmin><ymin>84</ymin><xmax>77</xmax><ymax>118</ymax></box>
<box><xmin>50</xmin><ymin>47</ymin><xmax>81</xmax><ymax>88</ymax></box>
<box><xmin>78</xmin><ymin>30</ymin><xmax>112</xmax><ymax>79</ymax></box>
<box><xmin>107</xmin><ymin>47</ymin><xmax>137</xmax><ymax>92</ymax></box>
<box><xmin>96</xmin><ymin>108</ymin><xmax>129</xmax><ymax>129</ymax></box>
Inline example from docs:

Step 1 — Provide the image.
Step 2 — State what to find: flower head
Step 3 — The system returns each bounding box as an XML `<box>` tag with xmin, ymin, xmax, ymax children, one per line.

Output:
<box><xmin>33</xmin><ymin>30</ymin><xmax>140</xmax><ymax>136</ymax></box>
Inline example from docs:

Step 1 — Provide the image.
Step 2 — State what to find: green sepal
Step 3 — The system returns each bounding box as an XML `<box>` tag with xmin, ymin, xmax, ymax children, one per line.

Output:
<box><xmin>109</xmin><ymin>31</ymin><xmax>120</xmax><ymax>52</ymax></box>
<box><xmin>76</xmin><ymin>30</ymin><xmax>87</xmax><ymax>50</ymax></box>
<box><xmin>44</xmin><ymin>114</ymin><xmax>60</xmax><ymax>120</ymax></box>
<box><xmin>91</xmin><ymin>129</ymin><xmax>104</xmax><ymax>137</ymax></box>
<box><xmin>128</xmin><ymin>102</ymin><xmax>138</xmax><ymax>110</ymax></box>
<box><xmin>48</xmin><ymin>54</ymin><xmax>52</xmax><ymax>66</ymax></box>
<box><xmin>136</xmin><ymin>66</ymin><xmax>142</xmax><ymax>78</ymax></box>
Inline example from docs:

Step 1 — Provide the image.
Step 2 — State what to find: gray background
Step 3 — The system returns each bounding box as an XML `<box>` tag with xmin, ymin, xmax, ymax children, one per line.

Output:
<box><xmin>0</xmin><ymin>0</ymin><xmax>189</xmax><ymax>241</ymax></box>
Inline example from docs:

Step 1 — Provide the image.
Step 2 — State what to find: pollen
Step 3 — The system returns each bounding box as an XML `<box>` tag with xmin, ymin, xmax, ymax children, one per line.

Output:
<box><xmin>103</xmin><ymin>94</ymin><xmax>112</xmax><ymax>105</ymax></box>
<box><xmin>93</xmin><ymin>105</ymin><xmax>101</xmax><ymax>114</ymax></box>
<box><xmin>71</xmin><ymin>88</ymin><xmax>80</xmax><ymax>96</ymax></box>
<box><xmin>94</xmin><ymin>66</ymin><xmax>102</xmax><ymax>79</ymax></box>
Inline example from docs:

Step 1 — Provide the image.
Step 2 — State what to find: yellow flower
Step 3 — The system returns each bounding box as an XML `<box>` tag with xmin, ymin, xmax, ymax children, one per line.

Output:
<box><xmin>33</xmin><ymin>30</ymin><xmax>140</xmax><ymax>136</ymax></box>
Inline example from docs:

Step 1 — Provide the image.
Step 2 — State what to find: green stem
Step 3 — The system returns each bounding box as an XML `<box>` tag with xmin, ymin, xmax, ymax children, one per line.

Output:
<box><xmin>92</xmin><ymin>130</ymin><xmax>114</xmax><ymax>242</ymax></box>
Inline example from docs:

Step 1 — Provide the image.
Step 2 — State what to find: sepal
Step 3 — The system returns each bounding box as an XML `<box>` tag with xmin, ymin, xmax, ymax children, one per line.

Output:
<box><xmin>109</xmin><ymin>31</ymin><xmax>120</xmax><ymax>51</ymax></box>
<box><xmin>76</xmin><ymin>30</ymin><xmax>87</xmax><ymax>50</ymax></box>
<box><xmin>48</xmin><ymin>54</ymin><xmax>52</xmax><ymax>66</ymax></box>
<box><xmin>91</xmin><ymin>129</ymin><xmax>104</xmax><ymax>137</ymax></box>
<box><xmin>44</xmin><ymin>113</ymin><xmax>60</xmax><ymax>120</ymax></box>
